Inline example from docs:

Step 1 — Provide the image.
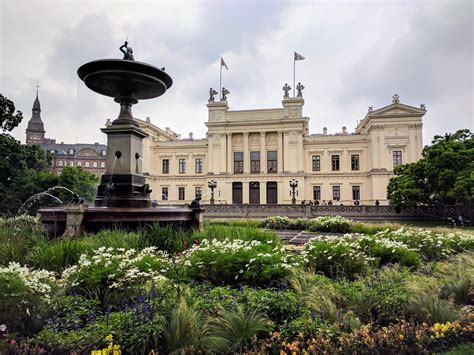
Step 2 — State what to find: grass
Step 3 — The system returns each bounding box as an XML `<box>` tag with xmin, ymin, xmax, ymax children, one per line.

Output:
<box><xmin>195</xmin><ymin>223</ymin><xmax>279</xmax><ymax>243</ymax></box>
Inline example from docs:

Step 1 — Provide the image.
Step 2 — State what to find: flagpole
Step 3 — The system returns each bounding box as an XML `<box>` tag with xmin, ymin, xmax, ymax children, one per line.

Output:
<box><xmin>219</xmin><ymin>57</ymin><xmax>223</xmax><ymax>100</ymax></box>
<box><xmin>293</xmin><ymin>54</ymin><xmax>296</xmax><ymax>98</ymax></box>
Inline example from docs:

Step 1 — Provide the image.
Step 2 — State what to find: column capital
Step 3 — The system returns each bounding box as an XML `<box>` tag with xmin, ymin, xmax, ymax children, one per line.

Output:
<box><xmin>226</xmin><ymin>132</ymin><xmax>232</xmax><ymax>137</ymax></box>
<box><xmin>260</xmin><ymin>131</ymin><xmax>266</xmax><ymax>136</ymax></box>
<box><xmin>243</xmin><ymin>132</ymin><xmax>249</xmax><ymax>137</ymax></box>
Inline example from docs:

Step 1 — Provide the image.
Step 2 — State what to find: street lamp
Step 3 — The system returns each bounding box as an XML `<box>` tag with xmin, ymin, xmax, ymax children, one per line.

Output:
<box><xmin>208</xmin><ymin>179</ymin><xmax>217</xmax><ymax>205</ymax></box>
<box><xmin>289</xmin><ymin>179</ymin><xmax>298</xmax><ymax>205</ymax></box>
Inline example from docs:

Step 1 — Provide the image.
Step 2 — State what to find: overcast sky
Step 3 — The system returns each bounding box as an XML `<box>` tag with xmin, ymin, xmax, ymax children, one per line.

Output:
<box><xmin>1</xmin><ymin>0</ymin><xmax>473</xmax><ymax>146</ymax></box>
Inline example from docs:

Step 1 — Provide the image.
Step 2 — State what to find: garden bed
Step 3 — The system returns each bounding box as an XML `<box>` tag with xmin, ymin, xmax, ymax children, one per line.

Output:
<box><xmin>0</xmin><ymin>215</ymin><xmax>473</xmax><ymax>354</ymax></box>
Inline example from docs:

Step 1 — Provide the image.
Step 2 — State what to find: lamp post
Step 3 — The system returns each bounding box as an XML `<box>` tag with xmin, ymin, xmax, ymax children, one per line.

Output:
<box><xmin>289</xmin><ymin>179</ymin><xmax>298</xmax><ymax>205</ymax></box>
<box><xmin>208</xmin><ymin>179</ymin><xmax>217</xmax><ymax>205</ymax></box>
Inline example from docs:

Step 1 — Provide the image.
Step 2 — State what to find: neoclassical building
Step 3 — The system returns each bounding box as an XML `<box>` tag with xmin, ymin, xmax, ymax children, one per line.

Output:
<box><xmin>138</xmin><ymin>91</ymin><xmax>426</xmax><ymax>205</ymax></box>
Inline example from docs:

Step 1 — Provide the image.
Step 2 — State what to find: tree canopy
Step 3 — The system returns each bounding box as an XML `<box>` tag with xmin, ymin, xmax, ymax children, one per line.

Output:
<box><xmin>0</xmin><ymin>93</ymin><xmax>23</xmax><ymax>132</ymax></box>
<box><xmin>388</xmin><ymin>129</ymin><xmax>474</xmax><ymax>209</ymax></box>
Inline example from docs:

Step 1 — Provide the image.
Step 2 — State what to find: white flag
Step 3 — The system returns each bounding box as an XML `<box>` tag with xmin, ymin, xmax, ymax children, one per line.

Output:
<box><xmin>221</xmin><ymin>56</ymin><xmax>229</xmax><ymax>70</ymax></box>
<box><xmin>294</xmin><ymin>52</ymin><xmax>306</xmax><ymax>61</ymax></box>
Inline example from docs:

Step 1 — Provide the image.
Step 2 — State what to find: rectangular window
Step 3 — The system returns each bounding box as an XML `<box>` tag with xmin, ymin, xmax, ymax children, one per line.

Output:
<box><xmin>332</xmin><ymin>186</ymin><xmax>341</xmax><ymax>200</ymax></box>
<box><xmin>393</xmin><ymin>151</ymin><xmax>402</xmax><ymax>168</ymax></box>
<box><xmin>267</xmin><ymin>151</ymin><xmax>277</xmax><ymax>173</ymax></box>
<box><xmin>234</xmin><ymin>152</ymin><xmax>243</xmax><ymax>174</ymax></box>
<box><xmin>100</xmin><ymin>162</ymin><xmax>105</xmax><ymax>168</ymax></box>
<box><xmin>58</xmin><ymin>160</ymin><xmax>64</xmax><ymax>167</ymax></box>
<box><xmin>162</xmin><ymin>187</ymin><xmax>168</xmax><ymax>201</ymax></box>
<box><xmin>250</xmin><ymin>151</ymin><xmax>260</xmax><ymax>173</ymax></box>
<box><xmin>69</xmin><ymin>161</ymin><xmax>74</xmax><ymax>166</ymax></box>
<box><xmin>195</xmin><ymin>158</ymin><xmax>203</xmax><ymax>174</ymax></box>
<box><xmin>178</xmin><ymin>187</ymin><xmax>185</xmax><ymax>200</ymax></box>
<box><xmin>351</xmin><ymin>154</ymin><xmax>360</xmax><ymax>171</ymax></box>
<box><xmin>93</xmin><ymin>162</ymin><xmax>98</xmax><ymax>168</ymax></box>
<box><xmin>352</xmin><ymin>185</ymin><xmax>360</xmax><ymax>201</ymax></box>
<box><xmin>68</xmin><ymin>149</ymin><xmax>74</xmax><ymax>155</ymax></box>
<box><xmin>313</xmin><ymin>186</ymin><xmax>321</xmax><ymax>201</ymax></box>
<box><xmin>195</xmin><ymin>186</ymin><xmax>202</xmax><ymax>199</ymax></box>
<box><xmin>85</xmin><ymin>161</ymin><xmax>90</xmax><ymax>168</ymax></box>
<box><xmin>77</xmin><ymin>161</ymin><xmax>82</xmax><ymax>167</ymax></box>
<box><xmin>331</xmin><ymin>155</ymin><xmax>340</xmax><ymax>171</ymax></box>
<box><xmin>312</xmin><ymin>155</ymin><xmax>321</xmax><ymax>171</ymax></box>
<box><xmin>162</xmin><ymin>159</ymin><xmax>169</xmax><ymax>174</ymax></box>
<box><xmin>178</xmin><ymin>159</ymin><xmax>186</xmax><ymax>174</ymax></box>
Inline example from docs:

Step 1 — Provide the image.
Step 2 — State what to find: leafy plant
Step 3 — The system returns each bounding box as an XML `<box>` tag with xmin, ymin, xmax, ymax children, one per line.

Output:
<box><xmin>205</xmin><ymin>304</ymin><xmax>268</xmax><ymax>353</ymax></box>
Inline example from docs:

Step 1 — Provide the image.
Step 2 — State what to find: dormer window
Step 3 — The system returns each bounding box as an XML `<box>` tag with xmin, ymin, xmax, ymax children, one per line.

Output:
<box><xmin>101</xmin><ymin>150</ymin><xmax>107</xmax><ymax>156</ymax></box>
<box><xmin>68</xmin><ymin>149</ymin><xmax>74</xmax><ymax>155</ymax></box>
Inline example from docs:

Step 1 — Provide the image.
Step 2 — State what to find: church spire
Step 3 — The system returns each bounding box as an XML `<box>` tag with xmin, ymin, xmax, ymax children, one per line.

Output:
<box><xmin>25</xmin><ymin>83</ymin><xmax>45</xmax><ymax>145</ymax></box>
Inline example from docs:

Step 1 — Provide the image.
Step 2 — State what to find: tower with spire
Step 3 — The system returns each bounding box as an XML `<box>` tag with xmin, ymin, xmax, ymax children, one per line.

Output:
<box><xmin>25</xmin><ymin>84</ymin><xmax>46</xmax><ymax>145</ymax></box>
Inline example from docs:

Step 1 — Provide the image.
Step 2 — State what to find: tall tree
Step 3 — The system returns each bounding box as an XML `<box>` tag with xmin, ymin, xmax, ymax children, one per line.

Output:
<box><xmin>58</xmin><ymin>166</ymin><xmax>99</xmax><ymax>203</ymax></box>
<box><xmin>0</xmin><ymin>93</ymin><xmax>23</xmax><ymax>132</ymax></box>
<box><xmin>388</xmin><ymin>129</ymin><xmax>474</xmax><ymax>209</ymax></box>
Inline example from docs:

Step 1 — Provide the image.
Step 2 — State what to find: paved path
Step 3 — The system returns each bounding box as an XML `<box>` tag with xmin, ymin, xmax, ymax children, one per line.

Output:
<box><xmin>273</xmin><ymin>229</ymin><xmax>345</xmax><ymax>245</ymax></box>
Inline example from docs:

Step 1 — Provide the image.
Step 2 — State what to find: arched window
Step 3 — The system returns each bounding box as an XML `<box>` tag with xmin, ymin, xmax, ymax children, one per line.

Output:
<box><xmin>85</xmin><ymin>161</ymin><xmax>90</xmax><ymax>168</ymax></box>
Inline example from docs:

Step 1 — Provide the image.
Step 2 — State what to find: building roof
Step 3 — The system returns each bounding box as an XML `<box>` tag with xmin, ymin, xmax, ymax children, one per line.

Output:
<box><xmin>41</xmin><ymin>142</ymin><xmax>107</xmax><ymax>156</ymax></box>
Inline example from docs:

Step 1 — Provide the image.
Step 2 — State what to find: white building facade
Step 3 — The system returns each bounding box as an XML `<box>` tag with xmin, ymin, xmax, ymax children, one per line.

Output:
<box><xmin>138</xmin><ymin>93</ymin><xmax>426</xmax><ymax>205</ymax></box>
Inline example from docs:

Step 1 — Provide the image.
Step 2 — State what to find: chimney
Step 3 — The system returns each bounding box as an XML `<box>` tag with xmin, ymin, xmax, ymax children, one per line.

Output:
<box><xmin>342</xmin><ymin>126</ymin><xmax>347</xmax><ymax>134</ymax></box>
<box><xmin>189</xmin><ymin>132</ymin><xmax>193</xmax><ymax>140</ymax></box>
<box><xmin>323</xmin><ymin>127</ymin><xmax>327</xmax><ymax>135</ymax></box>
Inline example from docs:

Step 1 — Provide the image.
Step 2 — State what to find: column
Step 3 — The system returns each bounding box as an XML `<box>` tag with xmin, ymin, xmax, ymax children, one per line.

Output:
<box><xmin>227</xmin><ymin>133</ymin><xmax>232</xmax><ymax>173</ymax></box>
<box><xmin>220</xmin><ymin>134</ymin><xmax>226</xmax><ymax>173</ymax></box>
<box><xmin>297</xmin><ymin>131</ymin><xmax>304</xmax><ymax>172</ymax></box>
<box><xmin>208</xmin><ymin>139</ymin><xmax>213</xmax><ymax>174</ymax></box>
<box><xmin>260</xmin><ymin>132</ymin><xmax>266</xmax><ymax>173</ymax></box>
<box><xmin>283</xmin><ymin>132</ymin><xmax>289</xmax><ymax>172</ymax></box>
<box><xmin>243</xmin><ymin>132</ymin><xmax>249</xmax><ymax>174</ymax></box>
<box><xmin>277</xmin><ymin>131</ymin><xmax>283</xmax><ymax>173</ymax></box>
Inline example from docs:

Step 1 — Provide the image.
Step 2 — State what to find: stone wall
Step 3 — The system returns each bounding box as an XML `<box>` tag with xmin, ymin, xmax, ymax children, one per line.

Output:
<box><xmin>202</xmin><ymin>204</ymin><xmax>473</xmax><ymax>222</ymax></box>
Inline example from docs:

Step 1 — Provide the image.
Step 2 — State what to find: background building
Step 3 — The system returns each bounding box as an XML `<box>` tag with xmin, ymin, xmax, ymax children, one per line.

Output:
<box><xmin>25</xmin><ymin>93</ymin><xmax>107</xmax><ymax>176</ymax></box>
<box><xmin>139</xmin><ymin>91</ymin><xmax>426</xmax><ymax>205</ymax></box>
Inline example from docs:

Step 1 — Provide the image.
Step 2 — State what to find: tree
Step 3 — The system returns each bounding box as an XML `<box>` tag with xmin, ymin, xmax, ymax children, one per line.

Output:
<box><xmin>0</xmin><ymin>94</ymin><xmax>23</xmax><ymax>132</ymax></box>
<box><xmin>0</xmin><ymin>134</ymin><xmax>57</xmax><ymax>215</ymax></box>
<box><xmin>58</xmin><ymin>166</ymin><xmax>99</xmax><ymax>203</ymax></box>
<box><xmin>388</xmin><ymin>129</ymin><xmax>474</xmax><ymax>209</ymax></box>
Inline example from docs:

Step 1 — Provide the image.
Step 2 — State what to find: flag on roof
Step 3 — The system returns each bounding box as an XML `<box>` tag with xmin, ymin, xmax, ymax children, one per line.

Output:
<box><xmin>294</xmin><ymin>52</ymin><xmax>306</xmax><ymax>61</ymax></box>
<box><xmin>221</xmin><ymin>56</ymin><xmax>229</xmax><ymax>70</ymax></box>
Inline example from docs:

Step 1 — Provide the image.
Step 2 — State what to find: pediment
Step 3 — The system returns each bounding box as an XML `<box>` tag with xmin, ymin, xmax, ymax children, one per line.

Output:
<box><xmin>370</xmin><ymin>103</ymin><xmax>425</xmax><ymax>117</ymax></box>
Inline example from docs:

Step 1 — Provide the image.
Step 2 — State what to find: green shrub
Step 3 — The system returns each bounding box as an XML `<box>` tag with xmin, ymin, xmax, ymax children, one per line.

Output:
<box><xmin>61</xmin><ymin>247</ymin><xmax>170</xmax><ymax>305</ymax></box>
<box><xmin>27</xmin><ymin>229</ymin><xmax>144</xmax><ymax>272</ymax></box>
<box><xmin>0</xmin><ymin>262</ymin><xmax>56</xmax><ymax>335</ymax></box>
<box><xmin>358</xmin><ymin>235</ymin><xmax>421</xmax><ymax>268</ymax></box>
<box><xmin>180</xmin><ymin>238</ymin><xmax>298</xmax><ymax>286</ymax></box>
<box><xmin>307</xmin><ymin>216</ymin><xmax>351</xmax><ymax>233</ymax></box>
<box><xmin>192</xmin><ymin>286</ymin><xmax>299</xmax><ymax>326</ymax></box>
<box><xmin>205</xmin><ymin>304</ymin><xmax>268</xmax><ymax>354</ymax></box>
<box><xmin>194</xmin><ymin>224</ymin><xmax>279</xmax><ymax>244</ymax></box>
<box><xmin>303</xmin><ymin>236</ymin><xmax>374</xmax><ymax>278</ymax></box>
<box><xmin>140</xmin><ymin>223</ymin><xmax>194</xmax><ymax>254</ymax></box>
<box><xmin>0</xmin><ymin>215</ymin><xmax>46</xmax><ymax>265</ymax></box>
<box><xmin>263</xmin><ymin>216</ymin><xmax>291</xmax><ymax>229</ymax></box>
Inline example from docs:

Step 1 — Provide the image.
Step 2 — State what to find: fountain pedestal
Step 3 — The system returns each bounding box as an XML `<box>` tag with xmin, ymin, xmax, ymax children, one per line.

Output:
<box><xmin>95</xmin><ymin>122</ymin><xmax>151</xmax><ymax>208</ymax></box>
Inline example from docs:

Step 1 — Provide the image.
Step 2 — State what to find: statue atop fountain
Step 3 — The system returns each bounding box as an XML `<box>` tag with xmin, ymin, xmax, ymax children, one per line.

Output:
<box><xmin>119</xmin><ymin>41</ymin><xmax>134</xmax><ymax>61</ymax></box>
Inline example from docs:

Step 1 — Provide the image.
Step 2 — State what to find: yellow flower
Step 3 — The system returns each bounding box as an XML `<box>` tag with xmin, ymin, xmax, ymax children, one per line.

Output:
<box><xmin>105</xmin><ymin>334</ymin><xmax>113</xmax><ymax>342</ymax></box>
<box><xmin>399</xmin><ymin>335</ymin><xmax>404</xmax><ymax>340</ymax></box>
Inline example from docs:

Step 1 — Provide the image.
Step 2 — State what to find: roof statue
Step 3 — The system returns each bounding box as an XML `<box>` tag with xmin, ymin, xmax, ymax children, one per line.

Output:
<box><xmin>221</xmin><ymin>87</ymin><xmax>230</xmax><ymax>101</ymax></box>
<box><xmin>209</xmin><ymin>88</ymin><xmax>218</xmax><ymax>102</ymax></box>
<box><xmin>282</xmin><ymin>83</ymin><xmax>291</xmax><ymax>98</ymax></box>
<box><xmin>368</xmin><ymin>106</ymin><xmax>373</xmax><ymax>112</ymax></box>
<box><xmin>420</xmin><ymin>104</ymin><xmax>426</xmax><ymax>110</ymax></box>
<box><xmin>392</xmin><ymin>94</ymin><xmax>400</xmax><ymax>104</ymax></box>
<box><xmin>119</xmin><ymin>41</ymin><xmax>134</xmax><ymax>61</ymax></box>
<box><xmin>296</xmin><ymin>82</ymin><xmax>305</xmax><ymax>98</ymax></box>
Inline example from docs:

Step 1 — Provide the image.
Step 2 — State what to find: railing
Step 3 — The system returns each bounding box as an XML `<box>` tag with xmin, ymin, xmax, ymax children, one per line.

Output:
<box><xmin>202</xmin><ymin>204</ymin><xmax>473</xmax><ymax>222</ymax></box>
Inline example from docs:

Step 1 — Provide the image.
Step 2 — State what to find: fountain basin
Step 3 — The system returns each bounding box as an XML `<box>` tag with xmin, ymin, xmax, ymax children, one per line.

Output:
<box><xmin>77</xmin><ymin>59</ymin><xmax>172</xmax><ymax>100</ymax></box>
<box><xmin>39</xmin><ymin>205</ymin><xmax>204</xmax><ymax>237</ymax></box>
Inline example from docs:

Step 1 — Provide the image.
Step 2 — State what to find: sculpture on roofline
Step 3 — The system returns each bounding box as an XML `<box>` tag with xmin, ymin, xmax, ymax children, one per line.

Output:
<box><xmin>296</xmin><ymin>82</ymin><xmax>305</xmax><ymax>98</ymax></box>
<box><xmin>119</xmin><ymin>41</ymin><xmax>134</xmax><ymax>61</ymax></box>
<box><xmin>282</xmin><ymin>83</ymin><xmax>291</xmax><ymax>98</ymax></box>
<box><xmin>221</xmin><ymin>87</ymin><xmax>230</xmax><ymax>101</ymax></box>
<box><xmin>209</xmin><ymin>88</ymin><xmax>218</xmax><ymax>102</ymax></box>
<box><xmin>392</xmin><ymin>94</ymin><xmax>400</xmax><ymax>104</ymax></box>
